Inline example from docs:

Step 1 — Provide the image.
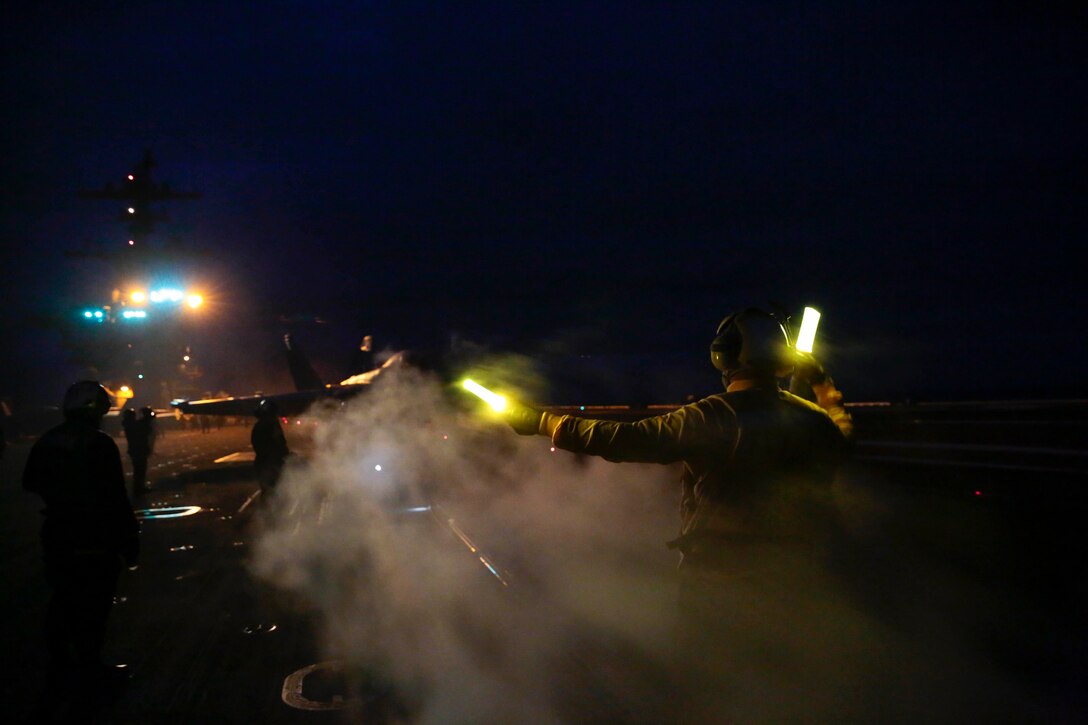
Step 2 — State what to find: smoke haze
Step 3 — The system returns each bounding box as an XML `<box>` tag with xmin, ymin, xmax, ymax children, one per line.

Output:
<box><xmin>251</xmin><ymin>364</ymin><xmax>1042</xmax><ymax>723</ymax></box>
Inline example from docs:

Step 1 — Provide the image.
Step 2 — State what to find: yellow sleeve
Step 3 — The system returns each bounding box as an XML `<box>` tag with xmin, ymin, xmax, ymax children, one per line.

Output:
<box><xmin>550</xmin><ymin>398</ymin><xmax>737</xmax><ymax>464</ymax></box>
<box><xmin>810</xmin><ymin>379</ymin><xmax>854</xmax><ymax>439</ymax></box>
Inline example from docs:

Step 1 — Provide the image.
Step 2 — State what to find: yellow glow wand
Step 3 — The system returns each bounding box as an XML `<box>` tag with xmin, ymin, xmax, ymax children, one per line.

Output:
<box><xmin>795</xmin><ymin>306</ymin><xmax>821</xmax><ymax>353</ymax></box>
<box><xmin>462</xmin><ymin>379</ymin><xmax>508</xmax><ymax>412</ymax></box>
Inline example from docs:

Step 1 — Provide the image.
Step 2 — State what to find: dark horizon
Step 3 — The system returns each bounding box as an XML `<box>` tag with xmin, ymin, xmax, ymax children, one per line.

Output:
<box><xmin>3</xmin><ymin>2</ymin><xmax>1086</xmax><ymax>413</ymax></box>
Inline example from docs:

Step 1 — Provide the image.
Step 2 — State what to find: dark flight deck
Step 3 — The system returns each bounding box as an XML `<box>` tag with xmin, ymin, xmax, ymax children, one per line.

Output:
<box><xmin>3</xmin><ymin>402</ymin><xmax>1085</xmax><ymax>723</ymax></box>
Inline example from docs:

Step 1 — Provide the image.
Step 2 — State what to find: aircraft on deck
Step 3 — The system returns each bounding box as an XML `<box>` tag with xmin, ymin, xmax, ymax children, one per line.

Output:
<box><xmin>171</xmin><ymin>334</ymin><xmax>407</xmax><ymax>417</ymax></box>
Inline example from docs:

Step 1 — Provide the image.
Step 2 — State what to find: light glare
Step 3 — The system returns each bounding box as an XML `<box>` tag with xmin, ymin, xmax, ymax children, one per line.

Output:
<box><xmin>150</xmin><ymin>288</ymin><xmax>184</xmax><ymax>303</ymax></box>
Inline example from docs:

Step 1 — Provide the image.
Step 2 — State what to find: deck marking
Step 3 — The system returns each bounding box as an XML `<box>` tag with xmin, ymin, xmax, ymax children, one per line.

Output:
<box><xmin>135</xmin><ymin>506</ymin><xmax>202</xmax><ymax>520</ymax></box>
<box><xmin>214</xmin><ymin>451</ymin><xmax>255</xmax><ymax>463</ymax></box>
<box><xmin>282</xmin><ymin>660</ymin><xmax>353</xmax><ymax>711</ymax></box>
<box><xmin>238</xmin><ymin>490</ymin><xmax>262</xmax><ymax>513</ymax></box>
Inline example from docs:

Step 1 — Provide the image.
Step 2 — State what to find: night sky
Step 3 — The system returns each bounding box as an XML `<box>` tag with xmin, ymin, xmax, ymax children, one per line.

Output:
<box><xmin>2</xmin><ymin>2</ymin><xmax>1085</xmax><ymax>408</ymax></box>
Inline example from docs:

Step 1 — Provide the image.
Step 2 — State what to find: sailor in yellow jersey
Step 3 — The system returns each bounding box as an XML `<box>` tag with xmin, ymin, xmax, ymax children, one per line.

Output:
<box><xmin>499</xmin><ymin>308</ymin><xmax>854</xmax><ymax>721</ymax></box>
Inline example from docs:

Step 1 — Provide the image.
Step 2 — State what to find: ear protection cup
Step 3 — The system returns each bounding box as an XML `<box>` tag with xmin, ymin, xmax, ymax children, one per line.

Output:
<box><xmin>710</xmin><ymin>313</ymin><xmax>740</xmax><ymax>372</ymax></box>
<box><xmin>710</xmin><ymin>308</ymin><xmax>792</xmax><ymax>374</ymax></box>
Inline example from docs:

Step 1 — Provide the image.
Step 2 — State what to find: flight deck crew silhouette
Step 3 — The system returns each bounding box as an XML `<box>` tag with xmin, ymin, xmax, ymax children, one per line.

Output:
<box><xmin>498</xmin><ymin>308</ymin><xmax>854</xmax><ymax>723</ymax></box>
<box><xmin>252</xmin><ymin>399</ymin><xmax>290</xmax><ymax>494</ymax></box>
<box><xmin>122</xmin><ymin>408</ymin><xmax>152</xmax><ymax>494</ymax></box>
<box><xmin>140</xmin><ymin>405</ymin><xmax>157</xmax><ymax>450</ymax></box>
<box><xmin>23</xmin><ymin>381</ymin><xmax>140</xmax><ymax>713</ymax></box>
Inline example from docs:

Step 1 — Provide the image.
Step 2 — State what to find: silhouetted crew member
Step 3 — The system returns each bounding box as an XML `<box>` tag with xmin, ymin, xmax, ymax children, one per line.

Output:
<box><xmin>252</xmin><ymin>399</ymin><xmax>289</xmax><ymax>492</ymax></box>
<box><xmin>501</xmin><ymin>309</ymin><xmax>853</xmax><ymax>720</ymax></box>
<box><xmin>140</xmin><ymin>405</ymin><xmax>157</xmax><ymax>451</ymax></box>
<box><xmin>121</xmin><ymin>408</ymin><xmax>152</xmax><ymax>493</ymax></box>
<box><xmin>22</xmin><ymin>381</ymin><xmax>139</xmax><ymax>700</ymax></box>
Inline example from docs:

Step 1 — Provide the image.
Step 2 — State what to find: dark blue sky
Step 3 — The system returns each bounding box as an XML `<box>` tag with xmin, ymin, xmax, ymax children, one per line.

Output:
<box><xmin>2</xmin><ymin>2</ymin><xmax>1085</xmax><ymax>404</ymax></box>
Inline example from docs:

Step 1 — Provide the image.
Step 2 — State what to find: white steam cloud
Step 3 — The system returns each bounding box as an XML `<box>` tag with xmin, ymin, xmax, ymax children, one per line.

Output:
<box><xmin>250</xmin><ymin>364</ymin><xmax>678</xmax><ymax>723</ymax></box>
<box><xmin>250</xmin><ymin>364</ymin><xmax>1040</xmax><ymax>723</ymax></box>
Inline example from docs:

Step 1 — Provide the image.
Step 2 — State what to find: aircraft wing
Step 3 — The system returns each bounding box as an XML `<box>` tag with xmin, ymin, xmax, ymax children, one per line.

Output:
<box><xmin>172</xmin><ymin>385</ymin><xmax>367</xmax><ymax>418</ymax></box>
<box><xmin>172</xmin><ymin>336</ymin><xmax>409</xmax><ymax>418</ymax></box>
<box><xmin>338</xmin><ymin>350</ymin><xmax>406</xmax><ymax>385</ymax></box>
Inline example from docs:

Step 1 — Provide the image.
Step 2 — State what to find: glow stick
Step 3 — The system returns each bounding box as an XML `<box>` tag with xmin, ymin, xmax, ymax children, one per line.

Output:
<box><xmin>795</xmin><ymin>306</ymin><xmax>821</xmax><ymax>353</ymax></box>
<box><xmin>462</xmin><ymin>379</ymin><xmax>507</xmax><ymax>412</ymax></box>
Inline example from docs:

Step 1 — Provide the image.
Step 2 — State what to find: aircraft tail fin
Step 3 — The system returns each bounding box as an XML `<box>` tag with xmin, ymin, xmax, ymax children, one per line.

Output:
<box><xmin>284</xmin><ymin>334</ymin><xmax>324</xmax><ymax>391</ymax></box>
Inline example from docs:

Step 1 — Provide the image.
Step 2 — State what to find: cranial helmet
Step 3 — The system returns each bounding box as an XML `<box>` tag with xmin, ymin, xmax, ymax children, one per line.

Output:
<box><xmin>255</xmin><ymin>398</ymin><xmax>278</xmax><ymax>417</ymax></box>
<box><xmin>63</xmin><ymin>381</ymin><xmax>112</xmax><ymax>418</ymax></box>
<box><xmin>710</xmin><ymin>308</ymin><xmax>793</xmax><ymax>376</ymax></box>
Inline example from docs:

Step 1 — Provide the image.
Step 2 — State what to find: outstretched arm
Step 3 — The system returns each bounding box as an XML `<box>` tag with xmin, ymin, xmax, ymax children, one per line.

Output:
<box><xmin>794</xmin><ymin>352</ymin><xmax>853</xmax><ymax>439</ymax></box>
<box><xmin>509</xmin><ymin>399</ymin><xmax>736</xmax><ymax>465</ymax></box>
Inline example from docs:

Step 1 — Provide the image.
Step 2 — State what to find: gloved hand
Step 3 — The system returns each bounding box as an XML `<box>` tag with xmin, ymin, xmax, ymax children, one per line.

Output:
<box><xmin>503</xmin><ymin>400</ymin><xmax>543</xmax><ymax>436</ymax></box>
<box><xmin>793</xmin><ymin>351</ymin><xmax>828</xmax><ymax>385</ymax></box>
<box><xmin>811</xmin><ymin>379</ymin><xmax>854</xmax><ymax>439</ymax></box>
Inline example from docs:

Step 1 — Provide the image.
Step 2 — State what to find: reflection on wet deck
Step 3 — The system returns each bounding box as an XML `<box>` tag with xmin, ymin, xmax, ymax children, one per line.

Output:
<box><xmin>135</xmin><ymin>505</ymin><xmax>203</xmax><ymax>520</ymax></box>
